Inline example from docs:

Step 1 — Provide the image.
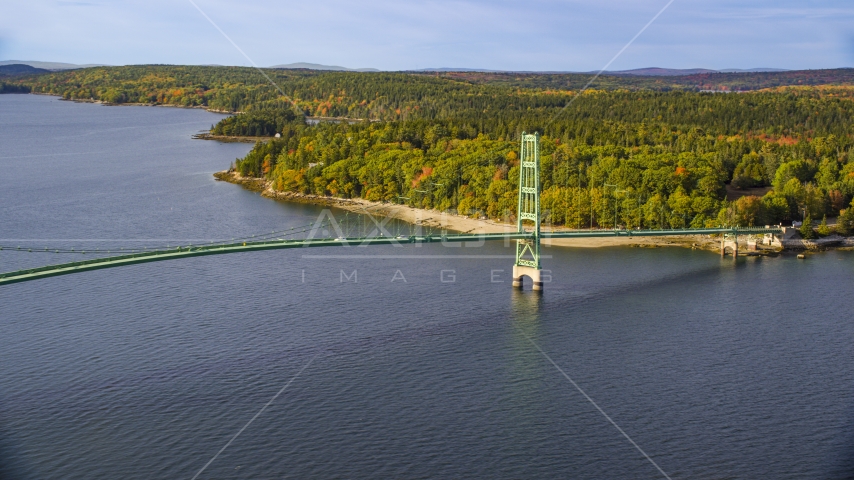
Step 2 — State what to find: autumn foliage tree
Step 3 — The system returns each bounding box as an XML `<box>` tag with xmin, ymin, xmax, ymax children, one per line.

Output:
<box><xmin>11</xmin><ymin>65</ymin><xmax>854</xmax><ymax>229</ymax></box>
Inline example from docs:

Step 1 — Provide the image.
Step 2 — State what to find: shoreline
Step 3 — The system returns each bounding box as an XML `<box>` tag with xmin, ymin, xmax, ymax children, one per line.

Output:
<box><xmin>193</xmin><ymin>133</ymin><xmax>267</xmax><ymax>143</ymax></box>
<box><xmin>213</xmin><ymin>170</ymin><xmax>807</xmax><ymax>253</ymax></box>
<box><xmin>32</xmin><ymin>94</ymin><xmax>367</xmax><ymax>126</ymax></box>
<box><xmin>31</xmin><ymin>92</ymin><xmax>236</xmax><ymax>112</ymax></box>
<box><xmin>14</xmin><ymin>94</ymin><xmax>848</xmax><ymax>254</ymax></box>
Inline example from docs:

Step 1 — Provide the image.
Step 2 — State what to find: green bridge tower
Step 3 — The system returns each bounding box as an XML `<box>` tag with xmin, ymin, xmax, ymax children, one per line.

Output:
<box><xmin>512</xmin><ymin>132</ymin><xmax>544</xmax><ymax>291</ymax></box>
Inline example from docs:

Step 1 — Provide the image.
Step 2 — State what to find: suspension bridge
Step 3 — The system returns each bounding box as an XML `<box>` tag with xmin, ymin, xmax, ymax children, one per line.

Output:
<box><xmin>0</xmin><ymin>133</ymin><xmax>780</xmax><ymax>288</ymax></box>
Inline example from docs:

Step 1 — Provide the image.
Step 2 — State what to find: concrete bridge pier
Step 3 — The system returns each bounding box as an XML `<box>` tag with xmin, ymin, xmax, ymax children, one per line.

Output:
<box><xmin>721</xmin><ymin>234</ymin><xmax>739</xmax><ymax>258</ymax></box>
<box><xmin>513</xmin><ymin>265</ymin><xmax>543</xmax><ymax>291</ymax></box>
<box><xmin>747</xmin><ymin>237</ymin><xmax>757</xmax><ymax>252</ymax></box>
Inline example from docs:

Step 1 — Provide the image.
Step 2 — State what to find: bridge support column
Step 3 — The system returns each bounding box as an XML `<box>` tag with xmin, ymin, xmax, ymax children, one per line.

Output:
<box><xmin>513</xmin><ymin>132</ymin><xmax>543</xmax><ymax>291</ymax></box>
<box><xmin>513</xmin><ymin>265</ymin><xmax>543</xmax><ymax>291</ymax></box>
<box><xmin>747</xmin><ymin>237</ymin><xmax>757</xmax><ymax>251</ymax></box>
<box><xmin>721</xmin><ymin>232</ymin><xmax>739</xmax><ymax>258</ymax></box>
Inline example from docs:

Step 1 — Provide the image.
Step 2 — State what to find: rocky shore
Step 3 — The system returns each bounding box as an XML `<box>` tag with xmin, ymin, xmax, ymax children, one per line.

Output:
<box><xmin>193</xmin><ymin>133</ymin><xmax>268</xmax><ymax>143</ymax></box>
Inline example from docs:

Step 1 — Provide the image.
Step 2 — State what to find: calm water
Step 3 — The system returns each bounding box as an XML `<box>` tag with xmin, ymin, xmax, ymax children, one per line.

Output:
<box><xmin>1</xmin><ymin>94</ymin><xmax>854</xmax><ymax>479</ymax></box>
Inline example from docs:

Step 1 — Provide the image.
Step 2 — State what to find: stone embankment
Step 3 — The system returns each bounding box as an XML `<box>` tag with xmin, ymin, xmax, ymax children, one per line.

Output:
<box><xmin>773</xmin><ymin>227</ymin><xmax>854</xmax><ymax>250</ymax></box>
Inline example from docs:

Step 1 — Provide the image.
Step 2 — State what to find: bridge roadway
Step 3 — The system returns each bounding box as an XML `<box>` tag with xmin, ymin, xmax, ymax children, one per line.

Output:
<box><xmin>0</xmin><ymin>226</ymin><xmax>779</xmax><ymax>286</ymax></box>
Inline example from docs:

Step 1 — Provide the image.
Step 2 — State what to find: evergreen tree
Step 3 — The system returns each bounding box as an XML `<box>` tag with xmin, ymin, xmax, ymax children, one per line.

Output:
<box><xmin>837</xmin><ymin>202</ymin><xmax>854</xmax><ymax>236</ymax></box>
<box><xmin>800</xmin><ymin>212</ymin><xmax>816</xmax><ymax>239</ymax></box>
<box><xmin>817</xmin><ymin>215</ymin><xmax>831</xmax><ymax>236</ymax></box>
<box><xmin>14</xmin><ymin>65</ymin><xmax>854</xmax><ymax>227</ymax></box>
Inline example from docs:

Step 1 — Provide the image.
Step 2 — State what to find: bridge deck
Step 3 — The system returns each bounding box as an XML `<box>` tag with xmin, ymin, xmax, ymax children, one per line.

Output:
<box><xmin>0</xmin><ymin>227</ymin><xmax>780</xmax><ymax>286</ymax></box>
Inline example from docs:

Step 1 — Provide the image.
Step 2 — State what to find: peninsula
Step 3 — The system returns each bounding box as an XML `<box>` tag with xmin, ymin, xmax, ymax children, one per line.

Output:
<box><xmin>6</xmin><ymin>65</ymin><xmax>854</xmax><ymax>251</ymax></box>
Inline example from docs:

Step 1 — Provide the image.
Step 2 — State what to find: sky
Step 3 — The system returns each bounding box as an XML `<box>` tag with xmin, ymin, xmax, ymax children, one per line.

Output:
<box><xmin>1</xmin><ymin>0</ymin><xmax>853</xmax><ymax>71</ymax></box>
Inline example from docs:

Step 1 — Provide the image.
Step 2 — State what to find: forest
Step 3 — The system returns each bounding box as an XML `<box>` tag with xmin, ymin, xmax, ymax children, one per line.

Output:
<box><xmin>0</xmin><ymin>82</ymin><xmax>30</xmax><ymax>93</ymax></box>
<box><xmin>9</xmin><ymin>65</ymin><xmax>854</xmax><ymax>230</ymax></box>
<box><xmin>428</xmin><ymin>68</ymin><xmax>854</xmax><ymax>92</ymax></box>
<box><xmin>232</xmin><ymin>113</ymin><xmax>854</xmax><ymax>231</ymax></box>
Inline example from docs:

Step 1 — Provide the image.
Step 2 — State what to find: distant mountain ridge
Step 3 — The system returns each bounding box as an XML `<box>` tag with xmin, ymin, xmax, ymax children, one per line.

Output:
<box><xmin>0</xmin><ymin>64</ymin><xmax>50</xmax><ymax>76</ymax></box>
<box><xmin>607</xmin><ymin>67</ymin><xmax>789</xmax><ymax>76</ymax></box>
<box><xmin>0</xmin><ymin>60</ymin><xmax>796</xmax><ymax>76</ymax></box>
<box><xmin>418</xmin><ymin>67</ymin><xmax>791</xmax><ymax>76</ymax></box>
<box><xmin>269</xmin><ymin>62</ymin><xmax>379</xmax><ymax>72</ymax></box>
<box><xmin>0</xmin><ymin>60</ymin><xmax>107</xmax><ymax>70</ymax></box>
<box><xmin>267</xmin><ymin>64</ymin><xmax>793</xmax><ymax>75</ymax></box>
<box><xmin>417</xmin><ymin>67</ymin><xmax>505</xmax><ymax>73</ymax></box>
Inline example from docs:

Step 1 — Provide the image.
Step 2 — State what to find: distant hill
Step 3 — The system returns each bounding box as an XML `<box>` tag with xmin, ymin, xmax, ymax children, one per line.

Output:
<box><xmin>418</xmin><ymin>67</ymin><xmax>505</xmax><ymax>73</ymax></box>
<box><xmin>606</xmin><ymin>67</ymin><xmax>789</xmax><ymax>76</ymax></box>
<box><xmin>717</xmin><ymin>68</ymin><xmax>789</xmax><ymax>73</ymax></box>
<box><xmin>608</xmin><ymin>67</ymin><xmax>717</xmax><ymax>76</ymax></box>
<box><xmin>0</xmin><ymin>64</ymin><xmax>50</xmax><ymax>76</ymax></box>
<box><xmin>270</xmin><ymin>62</ymin><xmax>379</xmax><ymax>72</ymax></box>
<box><xmin>419</xmin><ymin>67</ymin><xmax>791</xmax><ymax>76</ymax></box>
<box><xmin>418</xmin><ymin>67</ymin><xmax>854</xmax><ymax>92</ymax></box>
<box><xmin>0</xmin><ymin>61</ymin><xmax>796</xmax><ymax>75</ymax></box>
<box><xmin>0</xmin><ymin>60</ymin><xmax>107</xmax><ymax>70</ymax></box>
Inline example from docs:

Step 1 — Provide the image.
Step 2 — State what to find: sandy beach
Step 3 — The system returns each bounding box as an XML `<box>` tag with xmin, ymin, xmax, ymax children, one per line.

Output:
<box><xmin>214</xmin><ymin>170</ymin><xmax>731</xmax><ymax>252</ymax></box>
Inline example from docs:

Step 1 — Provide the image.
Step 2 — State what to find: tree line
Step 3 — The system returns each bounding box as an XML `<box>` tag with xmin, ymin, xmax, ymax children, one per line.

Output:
<box><xmin>0</xmin><ymin>82</ymin><xmax>30</xmax><ymax>93</ymax></box>
<box><xmin>233</xmin><ymin>115</ymin><xmax>854</xmax><ymax>229</ymax></box>
<box><xmin>7</xmin><ymin>65</ymin><xmax>854</xmax><ymax>229</ymax></box>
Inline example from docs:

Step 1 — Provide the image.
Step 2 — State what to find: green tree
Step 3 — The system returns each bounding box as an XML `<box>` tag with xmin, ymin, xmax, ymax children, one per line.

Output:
<box><xmin>817</xmin><ymin>215</ymin><xmax>831</xmax><ymax>236</ymax></box>
<box><xmin>22</xmin><ymin>65</ymin><xmax>854</xmax><ymax>227</ymax></box>
<box><xmin>759</xmin><ymin>192</ymin><xmax>790</xmax><ymax>225</ymax></box>
<box><xmin>773</xmin><ymin>160</ymin><xmax>813</xmax><ymax>192</ymax></box>
<box><xmin>732</xmin><ymin>152</ymin><xmax>766</xmax><ymax>188</ymax></box>
<box><xmin>800</xmin><ymin>212</ymin><xmax>816</xmax><ymax>239</ymax></box>
<box><xmin>732</xmin><ymin>196</ymin><xmax>762</xmax><ymax>226</ymax></box>
<box><xmin>837</xmin><ymin>200</ymin><xmax>854</xmax><ymax>236</ymax></box>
